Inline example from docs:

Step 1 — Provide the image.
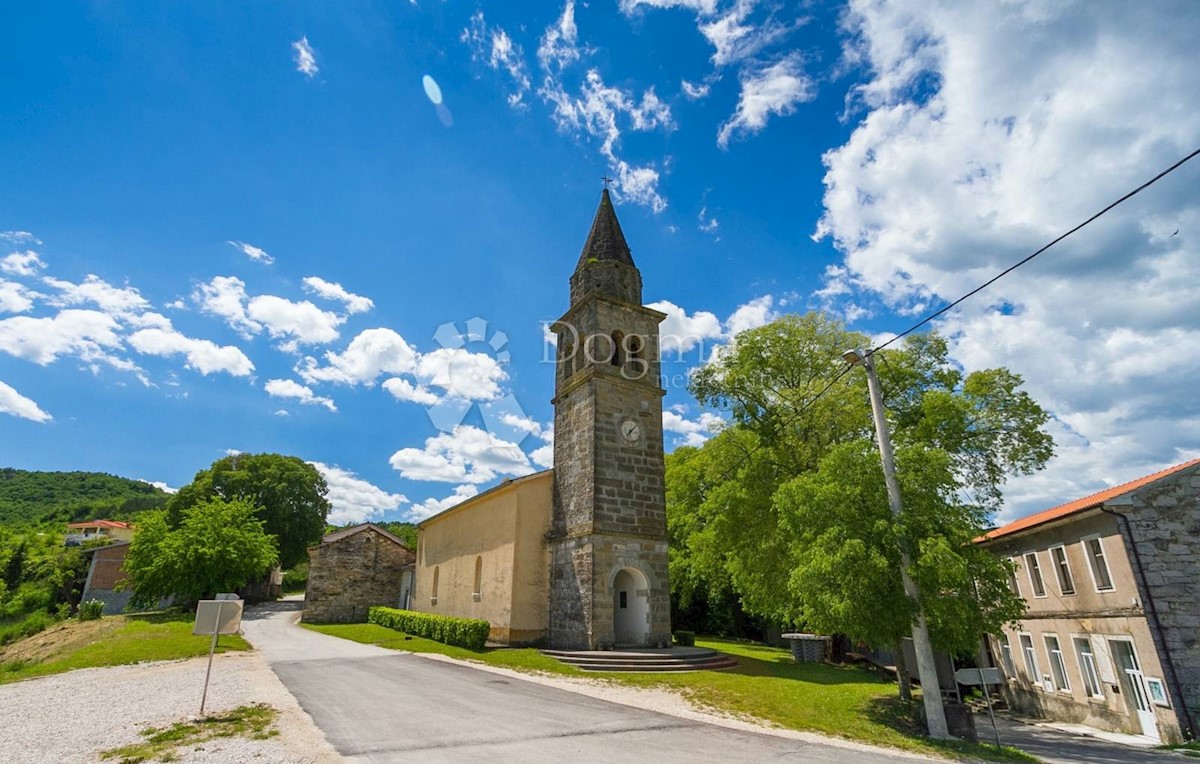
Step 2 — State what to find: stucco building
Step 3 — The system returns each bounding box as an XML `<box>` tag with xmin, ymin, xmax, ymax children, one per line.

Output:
<box><xmin>305</xmin><ymin>523</ymin><xmax>415</xmax><ymax>623</ymax></box>
<box><xmin>979</xmin><ymin>458</ymin><xmax>1200</xmax><ymax>743</ymax></box>
<box><xmin>413</xmin><ymin>189</ymin><xmax>671</xmax><ymax>649</ymax></box>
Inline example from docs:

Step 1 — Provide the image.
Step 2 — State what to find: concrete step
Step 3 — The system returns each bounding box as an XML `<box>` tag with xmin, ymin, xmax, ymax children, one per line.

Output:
<box><xmin>542</xmin><ymin>647</ymin><xmax>739</xmax><ymax>673</ymax></box>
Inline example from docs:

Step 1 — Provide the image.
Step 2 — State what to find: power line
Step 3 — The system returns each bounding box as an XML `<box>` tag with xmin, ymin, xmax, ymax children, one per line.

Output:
<box><xmin>708</xmin><ymin>146</ymin><xmax>1200</xmax><ymax>479</ymax></box>
<box><xmin>871</xmin><ymin>146</ymin><xmax>1200</xmax><ymax>355</ymax></box>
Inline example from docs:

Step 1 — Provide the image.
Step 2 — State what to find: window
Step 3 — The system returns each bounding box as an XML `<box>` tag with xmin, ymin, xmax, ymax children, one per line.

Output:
<box><xmin>431</xmin><ymin>566</ymin><xmax>439</xmax><ymax>605</ymax></box>
<box><xmin>1019</xmin><ymin>633</ymin><xmax>1040</xmax><ymax>683</ymax></box>
<box><xmin>1024</xmin><ymin>552</ymin><xmax>1047</xmax><ymax>597</ymax></box>
<box><xmin>1000</xmin><ymin>638</ymin><xmax>1017</xmax><ymax>678</ymax></box>
<box><xmin>619</xmin><ymin>591</ymin><xmax>627</xmax><ymax>609</ymax></box>
<box><xmin>1007</xmin><ymin>558</ymin><xmax>1021</xmax><ymax>595</ymax></box>
<box><xmin>1146</xmin><ymin>677</ymin><xmax>1170</xmax><ymax>707</ymax></box>
<box><xmin>1084</xmin><ymin>537</ymin><xmax>1115</xmax><ymax>591</ymax></box>
<box><xmin>1050</xmin><ymin>545</ymin><xmax>1075</xmax><ymax>595</ymax></box>
<box><xmin>472</xmin><ymin>556</ymin><xmax>483</xmax><ymax>601</ymax></box>
<box><xmin>1073</xmin><ymin>636</ymin><xmax>1104</xmax><ymax>698</ymax></box>
<box><xmin>610</xmin><ymin>331</ymin><xmax>625</xmax><ymax>367</ymax></box>
<box><xmin>1044</xmin><ymin>634</ymin><xmax>1071</xmax><ymax>692</ymax></box>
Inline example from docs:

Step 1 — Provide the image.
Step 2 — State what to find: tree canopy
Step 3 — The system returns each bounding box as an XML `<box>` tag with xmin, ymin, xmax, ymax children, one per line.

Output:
<box><xmin>124</xmin><ymin>498</ymin><xmax>279</xmax><ymax>607</ymax></box>
<box><xmin>0</xmin><ymin>468</ymin><xmax>169</xmax><ymax>525</ymax></box>
<box><xmin>167</xmin><ymin>453</ymin><xmax>330</xmax><ymax>569</ymax></box>
<box><xmin>670</xmin><ymin>312</ymin><xmax>1051</xmax><ymax>655</ymax></box>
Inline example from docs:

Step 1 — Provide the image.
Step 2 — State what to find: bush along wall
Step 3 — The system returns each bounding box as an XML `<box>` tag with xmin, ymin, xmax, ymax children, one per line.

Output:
<box><xmin>368</xmin><ymin>606</ymin><xmax>490</xmax><ymax>651</ymax></box>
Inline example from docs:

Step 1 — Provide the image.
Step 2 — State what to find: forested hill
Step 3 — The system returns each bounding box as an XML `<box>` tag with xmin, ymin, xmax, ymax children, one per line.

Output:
<box><xmin>0</xmin><ymin>468</ymin><xmax>170</xmax><ymax>526</ymax></box>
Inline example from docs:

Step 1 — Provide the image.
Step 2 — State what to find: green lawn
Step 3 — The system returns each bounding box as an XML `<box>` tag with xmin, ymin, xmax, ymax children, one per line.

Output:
<box><xmin>301</xmin><ymin>623</ymin><xmax>1033</xmax><ymax>762</ymax></box>
<box><xmin>0</xmin><ymin>611</ymin><xmax>251</xmax><ymax>685</ymax></box>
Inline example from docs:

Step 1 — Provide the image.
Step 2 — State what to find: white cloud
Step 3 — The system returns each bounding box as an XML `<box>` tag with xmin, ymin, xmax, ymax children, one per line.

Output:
<box><xmin>42</xmin><ymin>274</ymin><xmax>150</xmax><ymax>320</ymax></box>
<box><xmin>388</xmin><ymin>424</ymin><xmax>533</xmax><ymax>484</ymax></box>
<box><xmin>194</xmin><ymin>276</ymin><xmax>261</xmax><ymax>337</ymax></box>
<box><xmin>697</xmin><ymin>205</ymin><xmax>719</xmax><ymax>233</ymax></box>
<box><xmin>227</xmin><ymin>241</ymin><xmax>274</xmax><ymax>265</ymax></box>
<box><xmin>530</xmin><ymin>423</ymin><xmax>555</xmax><ymax>468</ymax></box>
<box><xmin>717</xmin><ymin>53</ymin><xmax>814</xmax><ymax>148</ymax></box>
<box><xmin>0</xmin><ymin>231</ymin><xmax>40</xmax><ymax>245</ymax></box>
<box><xmin>311</xmin><ymin>461</ymin><xmax>407</xmax><ymax>525</ymax></box>
<box><xmin>302</xmin><ymin>276</ymin><xmax>374</xmax><ymax>314</ymax></box>
<box><xmin>298</xmin><ymin>327</ymin><xmax>419</xmax><ymax>385</ymax></box>
<box><xmin>292</xmin><ymin>36</ymin><xmax>318</xmax><ymax>78</ymax></box>
<box><xmin>128</xmin><ymin>324</ymin><xmax>255</xmax><ymax>377</ymax></box>
<box><xmin>382</xmin><ymin>377</ymin><xmax>440</xmax><ymax>406</ymax></box>
<box><xmin>1</xmin><ymin>251</ymin><xmax>46</xmax><ymax>276</ymax></box>
<box><xmin>699</xmin><ymin>0</ymin><xmax>794</xmax><ymax>68</ymax></box>
<box><xmin>463</xmin><ymin>11</ymin><xmax>533</xmax><ymax>108</ymax></box>
<box><xmin>0</xmin><ymin>280</ymin><xmax>38</xmax><ymax>313</ymax></box>
<box><xmin>416</xmin><ymin>347</ymin><xmax>507</xmax><ymax>401</ymax></box>
<box><xmin>817</xmin><ymin>0</ymin><xmax>1200</xmax><ymax>517</ymax></box>
<box><xmin>0</xmin><ymin>309</ymin><xmax>124</xmax><ymax>366</ymax></box>
<box><xmin>619</xmin><ymin>0</ymin><xmax>718</xmax><ymax>13</ymax></box>
<box><xmin>138</xmin><ymin>479</ymin><xmax>177</xmax><ymax>494</ymax></box>
<box><xmin>725</xmin><ymin>294</ymin><xmax>776</xmax><ymax>336</ymax></box>
<box><xmin>408</xmin><ymin>484</ymin><xmax>479</xmax><ymax>521</ymax></box>
<box><xmin>648</xmin><ymin>299</ymin><xmax>723</xmax><ymax>354</ymax></box>
<box><xmin>264</xmin><ymin>378</ymin><xmax>336</xmax><ymax>412</ymax></box>
<box><xmin>663</xmin><ymin>409</ymin><xmax>724</xmax><ymax>446</ymax></box>
<box><xmin>0</xmin><ymin>379</ymin><xmax>52</xmax><ymax>422</ymax></box>
<box><xmin>537</xmin><ymin>0</ymin><xmax>583</xmax><ymax>73</ymax></box>
<box><xmin>681</xmin><ymin>80</ymin><xmax>711</xmax><ymax>100</ymax></box>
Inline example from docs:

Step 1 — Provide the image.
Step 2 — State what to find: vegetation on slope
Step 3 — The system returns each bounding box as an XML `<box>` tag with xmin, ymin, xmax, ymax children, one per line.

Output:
<box><xmin>0</xmin><ymin>468</ymin><xmax>169</xmax><ymax>525</ymax></box>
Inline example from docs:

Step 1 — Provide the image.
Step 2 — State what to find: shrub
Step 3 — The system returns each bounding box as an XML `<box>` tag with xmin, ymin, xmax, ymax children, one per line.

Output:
<box><xmin>77</xmin><ymin>599</ymin><xmax>105</xmax><ymax>621</ymax></box>
<box><xmin>281</xmin><ymin>563</ymin><xmax>308</xmax><ymax>594</ymax></box>
<box><xmin>0</xmin><ymin>609</ymin><xmax>54</xmax><ymax>645</ymax></box>
<box><xmin>368</xmin><ymin>606</ymin><xmax>490</xmax><ymax>650</ymax></box>
<box><xmin>673</xmin><ymin>630</ymin><xmax>696</xmax><ymax>647</ymax></box>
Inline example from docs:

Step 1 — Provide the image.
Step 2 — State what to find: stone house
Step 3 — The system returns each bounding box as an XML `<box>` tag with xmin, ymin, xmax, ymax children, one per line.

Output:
<box><xmin>410</xmin><ymin>190</ymin><xmax>672</xmax><ymax>650</ymax></box>
<box><xmin>304</xmin><ymin>523</ymin><xmax>415</xmax><ymax>624</ymax></box>
<box><xmin>979</xmin><ymin>458</ymin><xmax>1200</xmax><ymax>743</ymax></box>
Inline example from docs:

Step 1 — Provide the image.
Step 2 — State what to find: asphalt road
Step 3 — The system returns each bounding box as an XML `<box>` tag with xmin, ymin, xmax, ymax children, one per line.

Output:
<box><xmin>241</xmin><ymin>601</ymin><xmax>923</xmax><ymax>764</ymax></box>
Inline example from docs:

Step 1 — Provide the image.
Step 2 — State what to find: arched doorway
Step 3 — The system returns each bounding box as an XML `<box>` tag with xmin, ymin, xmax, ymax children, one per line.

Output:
<box><xmin>612</xmin><ymin>568</ymin><xmax>650</xmax><ymax>646</ymax></box>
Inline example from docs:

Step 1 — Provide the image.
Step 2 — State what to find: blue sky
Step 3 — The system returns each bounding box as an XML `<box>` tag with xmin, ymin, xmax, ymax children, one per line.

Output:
<box><xmin>2</xmin><ymin>1</ymin><xmax>1198</xmax><ymax>525</ymax></box>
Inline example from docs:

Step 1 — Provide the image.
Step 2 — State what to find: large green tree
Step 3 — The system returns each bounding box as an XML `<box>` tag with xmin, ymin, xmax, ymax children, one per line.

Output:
<box><xmin>672</xmin><ymin>312</ymin><xmax>1051</xmax><ymax>660</ymax></box>
<box><xmin>168</xmin><ymin>453</ymin><xmax>329</xmax><ymax>568</ymax></box>
<box><xmin>125</xmin><ymin>498</ymin><xmax>279</xmax><ymax>607</ymax></box>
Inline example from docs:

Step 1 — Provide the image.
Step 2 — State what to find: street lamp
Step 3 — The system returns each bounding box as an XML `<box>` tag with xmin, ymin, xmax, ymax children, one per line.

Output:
<box><xmin>843</xmin><ymin>348</ymin><xmax>951</xmax><ymax>740</ymax></box>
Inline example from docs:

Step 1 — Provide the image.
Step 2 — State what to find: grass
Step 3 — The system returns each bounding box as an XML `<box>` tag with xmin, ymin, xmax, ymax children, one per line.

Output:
<box><xmin>0</xmin><ymin>611</ymin><xmax>251</xmax><ymax>685</ymax></box>
<box><xmin>1160</xmin><ymin>741</ymin><xmax>1200</xmax><ymax>758</ymax></box>
<box><xmin>100</xmin><ymin>703</ymin><xmax>278</xmax><ymax>763</ymax></box>
<box><xmin>302</xmin><ymin>623</ymin><xmax>1034</xmax><ymax>762</ymax></box>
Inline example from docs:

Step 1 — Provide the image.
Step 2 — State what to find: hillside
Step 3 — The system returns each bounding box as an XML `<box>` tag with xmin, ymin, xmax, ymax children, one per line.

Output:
<box><xmin>0</xmin><ymin>469</ymin><xmax>170</xmax><ymax>526</ymax></box>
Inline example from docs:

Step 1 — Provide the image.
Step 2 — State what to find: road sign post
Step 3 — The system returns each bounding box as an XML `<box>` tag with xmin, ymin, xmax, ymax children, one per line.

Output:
<box><xmin>194</xmin><ymin>598</ymin><xmax>244</xmax><ymax>715</ymax></box>
<box><xmin>955</xmin><ymin>666</ymin><xmax>1003</xmax><ymax>748</ymax></box>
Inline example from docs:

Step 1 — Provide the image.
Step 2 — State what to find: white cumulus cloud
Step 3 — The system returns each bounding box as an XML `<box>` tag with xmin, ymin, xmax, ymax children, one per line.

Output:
<box><xmin>298</xmin><ymin>327</ymin><xmax>420</xmax><ymax>385</ymax></box>
<box><xmin>264</xmin><ymin>378</ymin><xmax>336</xmax><ymax>411</ymax></box>
<box><xmin>717</xmin><ymin>53</ymin><xmax>814</xmax><ymax>148</ymax></box>
<box><xmin>127</xmin><ymin>324</ymin><xmax>255</xmax><ymax>377</ymax></box>
<box><xmin>408</xmin><ymin>484</ymin><xmax>479</xmax><ymax>522</ymax></box>
<box><xmin>389</xmin><ymin>425</ymin><xmax>533</xmax><ymax>484</ymax></box>
<box><xmin>1</xmin><ymin>251</ymin><xmax>46</xmax><ymax>277</ymax></box>
<box><xmin>311</xmin><ymin>461</ymin><xmax>408</xmax><ymax>525</ymax></box>
<box><xmin>292</xmin><ymin>37</ymin><xmax>318</xmax><ymax>78</ymax></box>
<box><xmin>302</xmin><ymin>276</ymin><xmax>374</xmax><ymax>314</ymax></box>
<box><xmin>227</xmin><ymin>241</ymin><xmax>274</xmax><ymax>265</ymax></box>
<box><xmin>0</xmin><ymin>379</ymin><xmax>52</xmax><ymax>422</ymax></box>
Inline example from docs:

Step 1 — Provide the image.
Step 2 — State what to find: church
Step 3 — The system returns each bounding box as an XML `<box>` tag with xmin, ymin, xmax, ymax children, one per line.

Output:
<box><xmin>408</xmin><ymin>189</ymin><xmax>672</xmax><ymax>650</ymax></box>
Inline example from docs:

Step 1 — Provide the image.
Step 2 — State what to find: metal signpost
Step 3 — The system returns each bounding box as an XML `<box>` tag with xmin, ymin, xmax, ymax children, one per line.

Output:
<box><xmin>193</xmin><ymin>597</ymin><xmax>244</xmax><ymax>715</ymax></box>
<box><xmin>955</xmin><ymin>666</ymin><xmax>1004</xmax><ymax>747</ymax></box>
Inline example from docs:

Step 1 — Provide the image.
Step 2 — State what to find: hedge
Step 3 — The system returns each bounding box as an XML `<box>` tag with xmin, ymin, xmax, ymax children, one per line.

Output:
<box><xmin>368</xmin><ymin>606</ymin><xmax>491</xmax><ymax>650</ymax></box>
<box><xmin>673</xmin><ymin>630</ymin><xmax>696</xmax><ymax>647</ymax></box>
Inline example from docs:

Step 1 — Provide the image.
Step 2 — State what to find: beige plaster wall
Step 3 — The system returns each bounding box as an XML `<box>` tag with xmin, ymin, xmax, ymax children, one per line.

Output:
<box><xmin>413</xmin><ymin>471</ymin><xmax>552</xmax><ymax>645</ymax></box>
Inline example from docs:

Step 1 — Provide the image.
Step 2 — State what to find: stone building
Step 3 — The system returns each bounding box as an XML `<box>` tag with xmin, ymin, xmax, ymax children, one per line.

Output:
<box><xmin>305</xmin><ymin>523</ymin><xmax>415</xmax><ymax>624</ymax></box>
<box><xmin>979</xmin><ymin>458</ymin><xmax>1200</xmax><ymax>743</ymax></box>
<box><xmin>413</xmin><ymin>189</ymin><xmax>671</xmax><ymax>649</ymax></box>
<box><xmin>80</xmin><ymin>541</ymin><xmax>134</xmax><ymax>614</ymax></box>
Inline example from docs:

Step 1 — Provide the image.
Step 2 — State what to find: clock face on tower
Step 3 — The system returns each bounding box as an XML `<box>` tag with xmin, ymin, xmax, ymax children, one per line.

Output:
<box><xmin>620</xmin><ymin>419</ymin><xmax>642</xmax><ymax>443</ymax></box>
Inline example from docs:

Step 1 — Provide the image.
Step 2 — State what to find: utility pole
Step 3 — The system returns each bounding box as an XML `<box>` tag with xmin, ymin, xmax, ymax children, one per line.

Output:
<box><xmin>843</xmin><ymin>348</ymin><xmax>951</xmax><ymax>740</ymax></box>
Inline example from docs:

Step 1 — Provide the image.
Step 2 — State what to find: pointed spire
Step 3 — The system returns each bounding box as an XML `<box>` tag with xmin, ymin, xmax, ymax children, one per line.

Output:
<box><xmin>576</xmin><ymin>189</ymin><xmax>635</xmax><ymax>271</ymax></box>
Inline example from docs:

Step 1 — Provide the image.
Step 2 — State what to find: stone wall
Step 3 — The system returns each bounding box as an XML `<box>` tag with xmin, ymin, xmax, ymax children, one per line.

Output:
<box><xmin>304</xmin><ymin>529</ymin><xmax>414</xmax><ymax>624</ymax></box>
<box><xmin>1111</xmin><ymin>465</ymin><xmax>1200</xmax><ymax>738</ymax></box>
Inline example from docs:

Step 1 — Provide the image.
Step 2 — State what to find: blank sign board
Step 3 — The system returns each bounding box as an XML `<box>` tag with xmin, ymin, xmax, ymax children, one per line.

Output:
<box><xmin>955</xmin><ymin>666</ymin><xmax>1003</xmax><ymax>686</ymax></box>
<box><xmin>194</xmin><ymin>600</ymin><xmax>244</xmax><ymax>636</ymax></box>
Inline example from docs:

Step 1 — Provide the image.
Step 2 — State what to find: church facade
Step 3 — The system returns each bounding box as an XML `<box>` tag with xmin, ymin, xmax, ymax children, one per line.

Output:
<box><xmin>411</xmin><ymin>190</ymin><xmax>671</xmax><ymax>649</ymax></box>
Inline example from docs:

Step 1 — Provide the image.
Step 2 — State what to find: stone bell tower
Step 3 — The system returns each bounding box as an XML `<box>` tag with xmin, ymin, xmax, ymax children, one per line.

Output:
<box><xmin>547</xmin><ymin>189</ymin><xmax>671</xmax><ymax>649</ymax></box>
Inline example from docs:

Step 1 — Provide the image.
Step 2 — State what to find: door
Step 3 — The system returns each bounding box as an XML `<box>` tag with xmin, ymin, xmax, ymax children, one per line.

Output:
<box><xmin>1110</xmin><ymin>639</ymin><xmax>1159</xmax><ymax>741</ymax></box>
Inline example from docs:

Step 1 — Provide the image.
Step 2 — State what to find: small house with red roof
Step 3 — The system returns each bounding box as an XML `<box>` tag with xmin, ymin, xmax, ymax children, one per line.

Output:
<box><xmin>978</xmin><ymin>458</ymin><xmax>1200</xmax><ymax>743</ymax></box>
<box><xmin>65</xmin><ymin>519</ymin><xmax>134</xmax><ymax>545</ymax></box>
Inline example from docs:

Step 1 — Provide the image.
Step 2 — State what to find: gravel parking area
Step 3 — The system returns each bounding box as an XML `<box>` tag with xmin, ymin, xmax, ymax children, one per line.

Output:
<box><xmin>0</xmin><ymin>651</ymin><xmax>340</xmax><ymax>764</ymax></box>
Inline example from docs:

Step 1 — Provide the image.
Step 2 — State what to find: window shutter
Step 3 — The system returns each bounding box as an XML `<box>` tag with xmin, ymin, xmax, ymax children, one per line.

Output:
<box><xmin>1093</xmin><ymin>637</ymin><xmax>1118</xmax><ymax>684</ymax></box>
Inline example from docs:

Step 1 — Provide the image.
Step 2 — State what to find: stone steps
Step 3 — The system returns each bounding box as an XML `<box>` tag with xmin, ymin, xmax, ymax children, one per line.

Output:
<box><xmin>542</xmin><ymin>647</ymin><xmax>739</xmax><ymax>673</ymax></box>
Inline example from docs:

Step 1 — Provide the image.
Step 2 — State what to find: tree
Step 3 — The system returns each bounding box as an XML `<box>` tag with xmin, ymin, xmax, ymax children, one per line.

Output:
<box><xmin>125</xmin><ymin>499</ymin><xmax>279</xmax><ymax>607</ymax></box>
<box><xmin>168</xmin><ymin>453</ymin><xmax>329</xmax><ymax>569</ymax></box>
<box><xmin>672</xmin><ymin>312</ymin><xmax>1051</xmax><ymax>665</ymax></box>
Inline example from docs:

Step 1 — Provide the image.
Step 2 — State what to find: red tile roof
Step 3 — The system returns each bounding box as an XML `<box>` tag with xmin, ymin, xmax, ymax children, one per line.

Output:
<box><xmin>66</xmin><ymin>519</ymin><xmax>133</xmax><ymax>530</ymax></box>
<box><xmin>982</xmin><ymin>457</ymin><xmax>1200</xmax><ymax>542</ymax></box>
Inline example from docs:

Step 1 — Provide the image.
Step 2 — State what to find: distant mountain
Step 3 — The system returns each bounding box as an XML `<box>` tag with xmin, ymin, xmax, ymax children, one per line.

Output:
<box><xmin>0</xmin><ymin>469</ymin><xmax>171</xmax><ymax>526</ymax></box>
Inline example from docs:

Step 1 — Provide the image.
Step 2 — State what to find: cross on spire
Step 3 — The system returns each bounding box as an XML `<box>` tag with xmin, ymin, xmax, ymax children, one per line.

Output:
<box><xmin>601</xmin><ymin>175</ymin><xmax>614</xmax><ymax>190</ymax></box>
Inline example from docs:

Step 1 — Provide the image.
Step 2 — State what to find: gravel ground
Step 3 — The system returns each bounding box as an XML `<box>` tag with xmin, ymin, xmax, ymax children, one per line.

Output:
<box><xmin>0</xmin><ymin>651</ymin><xmax>341</xmax><ymax>764</ymax></box>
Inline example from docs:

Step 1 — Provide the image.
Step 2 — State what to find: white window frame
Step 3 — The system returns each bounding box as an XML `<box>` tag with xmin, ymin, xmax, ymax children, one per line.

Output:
<box><xmin>1019</xmin><ymin>632</ymin><xmax>1041</xmax><ymax>685</ymax></box>
<box><xmin>1007</xmin><ymin>557</ymin><xmax>1022</xmax><ymax>596</ymax></box>
<box><xmin>1145</xmin><ymin>677</ymin><xmax>1170</xmax><ymax>708</ymax></box>
<box><xmin>999</xmin><ymin>636</ymin><xmax>1017</xmax><ymax>679</ymax></box>
<box><xmin>1024</xmin><ymin>551</ymin><xmax>1048</xmax><ymax>598</ymax></box>
<box><xmin>1049</xmin><ymin>544</ymin><xmax>1076</xmax><ymax>595</ymax></box>
<box><xmin>1044</xmin><ymin>633</ymin><xmax>1072</xmax><ymax>693</ymax></box>
<box><xmin>1071</xmin><ymin>634</ymin><xmax>1105</xmax><ymax>699</ymax></box>
<box><xmin>1081</xmin><ymin>534</ymin><xmax>1116</xmax><ymax>592</ymax></box>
